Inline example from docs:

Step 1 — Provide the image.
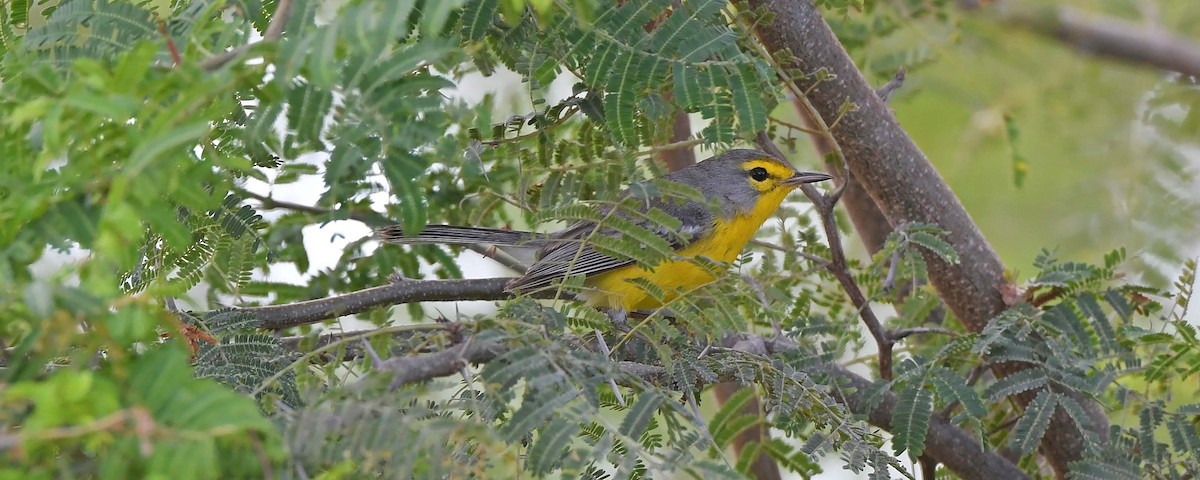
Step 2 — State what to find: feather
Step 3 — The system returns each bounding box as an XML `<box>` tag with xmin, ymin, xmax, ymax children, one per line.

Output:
<box><xmin>374</xmin><ymin>225</ymin><xmax>543</xmax><ymax>247</ymax></box>
<box><xmin>505</xmin><ymin>201</ymin><xmax>714</xmax><ymax>292</ymax></box>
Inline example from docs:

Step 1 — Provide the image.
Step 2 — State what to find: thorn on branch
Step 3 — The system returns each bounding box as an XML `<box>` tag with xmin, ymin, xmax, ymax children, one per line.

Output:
<box><xmin>875</xmin><ymin>66</ymin><xmax>907</xmax><ymax>103</ymax></box>
<box><xmin>360</xmin><ymin>339</ymin><xmax>384</xmax><ymax>369</ymax></box>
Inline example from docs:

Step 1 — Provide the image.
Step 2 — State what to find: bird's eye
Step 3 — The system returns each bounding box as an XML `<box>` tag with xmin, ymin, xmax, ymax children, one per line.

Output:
<box><xmin>749</xmin><ymin>167</ymin><xmax>769</xmax><ymax>182</ymax></box>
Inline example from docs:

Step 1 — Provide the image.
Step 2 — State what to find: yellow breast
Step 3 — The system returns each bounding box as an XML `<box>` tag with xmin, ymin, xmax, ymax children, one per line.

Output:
<box><xmin>581</xmin><ymin>187</ymin><xmax>791</xmax><ymax>311</ymax></box>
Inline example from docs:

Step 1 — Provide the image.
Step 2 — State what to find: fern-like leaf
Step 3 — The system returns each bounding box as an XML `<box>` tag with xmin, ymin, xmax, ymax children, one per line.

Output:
<box><xmin>1008</xmin><ymin>390</ymin><xmax>1057</xmax><ymax>457</ymax></box>
<box><xmin>985</xmin><ymin>368</ymin><xmax>1048</xmax><ymax>402</ymax></box>
<box><xmin>620</xmin><ymin>391</ymin><xmax>665</xmax><ymax>439</ymax></box>
<box><xmin>891</xmin><ymin>383</ymin><xmax>933</xmax><ymax>457</ymax></box>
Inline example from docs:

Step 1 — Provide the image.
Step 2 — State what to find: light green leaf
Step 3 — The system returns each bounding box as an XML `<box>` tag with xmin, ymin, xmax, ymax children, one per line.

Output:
<box><xmin>620</xmin><ymin>391</ymin><xmax>665</xmax><ymax>439</ymax></box>
<box><xmin>461</xmin><ymin>0</ymin><xmax>498</xmax><ymax>41</ymax></box>
<box><xmin>421</xmin><ymin>0</ymin><xmax>466</xmax><ymax>38</ymax></box>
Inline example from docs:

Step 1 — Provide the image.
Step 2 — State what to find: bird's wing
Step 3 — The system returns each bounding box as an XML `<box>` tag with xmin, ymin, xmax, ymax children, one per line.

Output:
<box><xmin>504</xmin><ymin>197</ymin><xmax>714</xmax><ymax>292</ymax></box>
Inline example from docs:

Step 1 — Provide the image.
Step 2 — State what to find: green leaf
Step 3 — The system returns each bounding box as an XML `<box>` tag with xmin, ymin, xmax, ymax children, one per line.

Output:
<box><xmin>503</xmin><ymin>388</ymin><xmax>581</xmax><ymax>441</ymax></box>
<box><xmin>285</xmin><ymin>80</ymin><xmax>332</xmax><ymax>151</ymax></box>
<box><xmin>620</xmin><ymin>391</ymin><xmax>664</xmax><ymax>439</ymax></box>
<box><xmin>1053</xmin><ymin>393</ymin><xmax>1099</xmax><ymax>446</ymax></box>
<box><xmin>709</xmin><ymin>387</ymin><xmax>759</xmax><ymax>447</ymax></box>
<box><xmin>603</xmin><ymin>53</ymin><xmax>645</xmax><ymax>146</ymax></box>
<box><xmin>1066</xmin><ymin>457</ymin><xmax>1142</xmax><ymax>480</ymax></box>
<box><xmin>527</xmin><ymin>419</ymin><xmax>581</xmax><ymax>475</ymax></box>
<box><xmin>62</xmin><ymin>92</ymin><xmax>139</xmax><ymax>119</ymax></box>
<box><xmin>1077</xmin><ymin>293</ymin><xmax>1118</xmax><ymax>353</ymax></box>
<box><xmin>1166</xmin><ymin>414</ymin><xmax>1200</xmax><ymax>461</ymax></box>
<box><xmin>929</xmin><ymin>367</ymin><xmax>986</xmax><ymax>420</ymax></box>
<box><xmin>985</xmin><ymin>368</ymin><xmax>1047</xmax><ymax>401</ymax></box>
<box><xmin>483</xmin><ymin>348</ymin><xmax>544</xmax><ymax>390</ymax></box>
<box><xmin>129</xmin><ymin>348</ymin><xmax>274</xmax><ymax>433</ymax></box>
<box><xmin>421</xmin><ymin>0</ymin><xmax>466</xmax><ymax>38</ymax></box>
<box><xmin>1008</xmin><ymin>390</ymin><xmax>1056</xmax><ymax>457</ymax></box>
<box><xmin>379</xmin><ymin>153</ymin><xmax>429</xmax><ymax>235</ymax></box>
<box><xmin>908</xmin><ymin>231</ymin><xmax>960</xmax><ymax>265</ymax></box>
<box><xmin>728</xmin><ymin>64</ymin><xmax>767</xmax><ymax>134</ymax></box>
<box><xmin>891</xmin><ymin>383</ymin><xmax>933</xmax><ymax>457</ymax></box>
<box><xmin>127</xmin><ymin>121</ymin><xmax>212</xmax><ymax>176</ymax></box>
<box><xmin>461</xmin><ymin>0</ymin><xmax>498</xmax><ymax>41</ymax></box>
<box><xmin>1137</xmin><ymin>403</ymin><xmax>1163</xmax><ymax>463</ymax></box>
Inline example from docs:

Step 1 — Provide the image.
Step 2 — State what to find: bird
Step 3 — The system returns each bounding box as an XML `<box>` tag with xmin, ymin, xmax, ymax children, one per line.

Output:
<box><xmin>375</xmin><ymin>148</ymin><xmax>833</xmax><ymax>321</ymax></box>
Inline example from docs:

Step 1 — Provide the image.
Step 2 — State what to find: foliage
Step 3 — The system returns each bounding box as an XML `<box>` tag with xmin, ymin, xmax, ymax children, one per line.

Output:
<box><xmin>1</xmin><ymin>0</ymin><xmax>1198</xmax><ymax>479</ymax></box>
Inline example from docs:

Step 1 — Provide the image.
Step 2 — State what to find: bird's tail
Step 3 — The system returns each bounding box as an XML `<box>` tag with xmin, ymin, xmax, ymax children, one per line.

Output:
<box><xmin>374</xmin><ymin>225</ymin><xmax>543</xmax><ymax>247</ymax></box>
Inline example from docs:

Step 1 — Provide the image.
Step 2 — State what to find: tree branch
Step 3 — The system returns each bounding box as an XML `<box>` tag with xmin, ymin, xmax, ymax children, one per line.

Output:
<box><xmin>755</xmin><ymin>133</ymin><xmax>894</xmax><ymax>381</ymax></box>
<box><xmin>633</xmin><ymin>138</ymin><xmax>708</xmax><ymax>158</ymax></box>
<box><xmin>200</xmin><ymin>0</ymin><xmax>295</xmax><ymax>71</ymax></box>
<box><xmin>743</xmin><ymin>0</ymin><xmax>1107</xmax><ymax>475</ymax></box>
<box><xmin>247</xmin><ymin>278</ymin><xmax>525</xmax><ymax>330</ymax></box>
<box><xmin>971</xmin><ymin>2</ymin><xmax>1200</xmax><ymax>79</ymax></box>
<box><xmin>381</xmin><ymin>339</ymin><xmax>505</xmax><ymax>390</ymax></box>
<box><xmin>362</xmin><ymin>325</ymin><xmax>1026</xmax><ymax>480</ymax></box>
<box><xmin>239</xmin><ymin>188</ymin><xmax>381</xmax><ymax>224</ymax></box>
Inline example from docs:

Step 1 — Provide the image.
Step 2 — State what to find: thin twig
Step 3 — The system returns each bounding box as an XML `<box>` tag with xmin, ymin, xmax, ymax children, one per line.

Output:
<box><xmin>246</xmin><ymin>277</ymin><xmax>545</xmax><ymax>329</ymax></box>
<box><xmin>461</xmin><ymin>244</ymin><xmax>530</xmax><ymax>274</ymax></box>
<box><xmin>0</xmin><ymin>408</ymin><xmax>149</xmax><ymax>451</ymax></box>
<box><xmin>248</xmin><ymin>432</ymin><xmax>274</xmax><ymax>480</ymax></box>
<box><xmin>239</xmin><ymin>188</ymin><xmax>377</xmax><ymax>223</ymax></box>
<box><xmin>199</xmin><ymin>0</ymin><xmax>294</xmax><ymax>71</ymax></box>
<box><xmin>768</xmin><ymin>115</ymin><xmax>822</xmax><ymax>135</ymax></box>
<box><xmin>262</xmin><ymin>0</ymin><xmax>294</xmax><ymax>41</ymax></box>
<box><xmin>360</xmin><ymin>339</ymin><xmax>385</xmax><ymax>369</ymax></box>
<box><xmin>352</xmin><ymin>322</ymin><xmax>1027</xmax><ymax>480</ymax></box>
<box><xmin>156</xmin><ymin>19</ymin><xmax>182</xmax><ymax>66</ymax></box>
<box><xmin>479</xmin><ymin>107</ymin><xmax>580</xmax><ymax>147</ymax></box>
<box><xmin>756</xmin><ymin>132</ymin><xmax>894</xmax><ymax>380</ymax></box>
<box><xmin>593</xmin><ymin>329</ymin><xmax>627</xmax><ymax>406</ymax></box>
<box><xmin>280</xmin><ymin>325</ymin><xmax>449</xmax><ymax>362</ymax></box>
<box><xmin>633</xmin><ymin>138</ymin><xmax>708</xmax><ymax>157</ymax></box>
<box><xmin>749</xmin><ymin>239</ymin><xmax>832</xmax><ymax>266</ymax></box>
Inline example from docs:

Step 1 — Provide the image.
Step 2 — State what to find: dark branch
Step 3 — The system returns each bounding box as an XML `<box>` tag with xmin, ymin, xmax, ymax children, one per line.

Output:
<box><xmin>200</xmin><ymin>0</ymin><xmax>294</xmax><ymax>71</ymax></box>
<box><xmin>279</xmin><ymin>324</ymin><xmax>453</xmax><ymax>362</ymax></box>
<box><xmin>360</xmin><ymin>325</ymin><xmax>1026</xmax><ymax>480</ymax></box>
<box><xmin>874</xmin><ymin>66</ymin><xmax>907</xmax><ymax>103</ymax></box>
<box><xmin>659</xmin><ymin>104</ymin><xmax>698</xmax><ymax>171</ymax></box>
<box><xmin>247</xmin><ymin>278</ymin><xmax>523</xmax><ymax>330</ymax></box>
<box><xmin>756</xmin><ymin>132</ymin><xmax>894</xmax><ymax>381</ymax></box>
<box><xmin>744</xmin><ymin>0</ymin><xmax>1107</xmax><ymax>474</ymax></box>
<box><xmin>634</xmin><ymin>138</ymin><xmax>708</xmax><ymax>158</ymax></box>
<box><xmin>239</xmin><ymin>188</ymin><xmax>380</xmax><ymax>224</ymax></box>
<box><xmin>381</xmin><ymin>339</ymin><xmax>505</xmax><ymax>390</ymax></box>
<box><xmin>974</xmin><ymin>3</ymin><xmax>1200</xmax><ymax>79</ymax></box>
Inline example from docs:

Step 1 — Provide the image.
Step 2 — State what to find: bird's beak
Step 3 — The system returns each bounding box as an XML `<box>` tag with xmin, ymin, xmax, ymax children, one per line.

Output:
<box><xmin>780</xmin><ymin>171</ymin><xmax>834</xmax><ymax>187</ymax></box>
